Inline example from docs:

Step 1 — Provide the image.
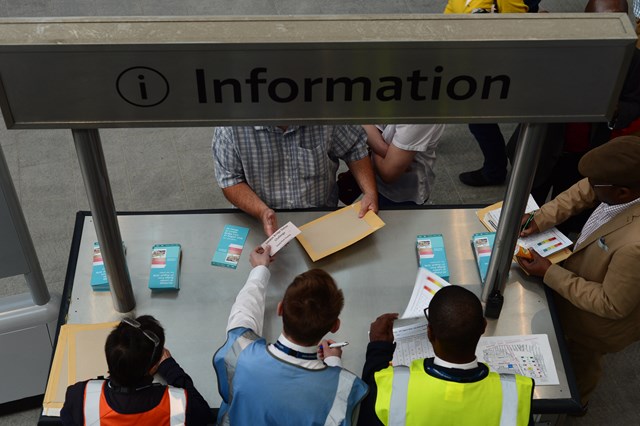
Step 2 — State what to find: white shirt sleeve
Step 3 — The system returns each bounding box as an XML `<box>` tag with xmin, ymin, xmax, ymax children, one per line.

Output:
<box><xmin>323</xmin><ymin>356</ymin><xmax>343</xmax><ymax>368</ymax></box>
<box><xmin>389</xmin><ymin>124</ymin><xmax>445</xmax><ymax>151</ymax></box>
<box><xmin>226</xmin><ymin>265</ymin><xmax>271</xmax><ymax>335</ymax></box>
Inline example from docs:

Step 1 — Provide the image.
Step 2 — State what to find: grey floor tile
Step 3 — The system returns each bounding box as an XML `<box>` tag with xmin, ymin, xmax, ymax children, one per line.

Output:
<box><xmin>0</xmin><ymin>275</ymin><xmax>28</xmax><ymax>298</ymax></box>
<box><xmin>74</xmin><ymin>0</ymin><xmax>144</xmax><ymax>16</ymax></box>
<box><xmin>16</xmin><ymin>130</ymin><xmax>74</xmax><ymax>169</ymax></box>
<box><xmin>273</xmin><ymin>0</ymin><xmax>407</xmax><ymax>15</ymax></box>
<box><xmin>128</xmin><ymin>163</ymin><xmax>189</xmax><ymax>211</ymax></box>
<box><xmin>20</xmin><ymin>197</ymin><xmax>76</xmax><ymax>242</ymax></box>
<box><xmin>3</xmin><ymin>0</ymin><xmax>51</xmax><ymax>17</ymax></box>
<box><xmin>403</xmin><ymin>0</ymin><xmax>447</xmax><ymax>14</ymax></box>
<box><xmin>140</xmin><ymin>0</ymin><xmax>212</xmax><ymax>16</ymax></box>
<box><xmin>185</xmin><ymin>182</ymin><xmax>233</xmax><ymax>210</ymax></box>
<box><xmin>428</xmin><ymin>168</ymin><xmax>463</xmax><ymax>205</ymax></box>
<box><xmin>18</xmin><ymin>161</ymin><xmax>76</xmax><ymax>204</ymax></box>
<box><xmin>0</xmin><ymin>127</ymin><xmax>23</xmax><ymax>146</ymax></box>
<box><xmin>177</xmin><ymin>145</ymin><xmax>217</xmax><ymax>188</ymax></box>
<box><xmin>188</xmin><ymin>0</ymin><xmax>278</xmax><ymax>16</ymax></box>
<box><xmin>0</xmin><ymin>408</ymin><xmax>41</xmax><ymax>425</ymax></box>
<box><xmin>0</xmin><ymin>141</ymin><xmax>19</xmax><ymax>184</ymax></box>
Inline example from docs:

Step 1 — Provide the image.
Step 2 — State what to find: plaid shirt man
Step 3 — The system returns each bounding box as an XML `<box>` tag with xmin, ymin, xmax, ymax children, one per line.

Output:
<box><xmin>212</xmin><ymin>125</ymin><xmax>369</xmax><ymax>209</ymax></box>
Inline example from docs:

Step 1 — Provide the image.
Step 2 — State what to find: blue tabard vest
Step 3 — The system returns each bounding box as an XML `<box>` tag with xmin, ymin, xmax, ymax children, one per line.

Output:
<box><xmin>213</xmin><ymin>327</ymin><xmax>368</xmax><ymax>426</ymax></box>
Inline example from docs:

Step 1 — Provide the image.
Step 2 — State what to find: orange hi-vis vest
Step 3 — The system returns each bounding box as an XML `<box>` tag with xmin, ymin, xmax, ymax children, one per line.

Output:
<box><xmin>83</xmin><ymin>380</ymin><xmax>187</xmax><ymax>426</ymax></box>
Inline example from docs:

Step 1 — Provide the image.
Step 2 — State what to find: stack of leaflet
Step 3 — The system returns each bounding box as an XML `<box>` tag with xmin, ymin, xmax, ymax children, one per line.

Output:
<box><xmin>90</xmin><ymin>242</ymin><xmax>126</xmax><ymax>291</ymax></box>
<box><xmin>148</xmin><ymin>244</ymin><xmax>182</xmax><ymax>291</ymax></box>
<box><xmin>471</xmin><ymin>232</ymin><xmax>496</xmax><ymax>284</ymax></box>
<box><xmin>416</xmin><ymin>234</ymin><xmax>449</xmax><ymax>282</ymax></box>
<box><xmin>212</xmin><ymin>224</ymin><xmax>250</xmax><ymax>269</ymax></box>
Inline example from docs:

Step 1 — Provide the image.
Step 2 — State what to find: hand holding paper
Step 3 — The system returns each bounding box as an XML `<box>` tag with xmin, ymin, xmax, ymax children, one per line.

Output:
<box><xmin>260</xmin><ymin>221</ymin><xmax>301</xmax><ymax>255</ymax></box>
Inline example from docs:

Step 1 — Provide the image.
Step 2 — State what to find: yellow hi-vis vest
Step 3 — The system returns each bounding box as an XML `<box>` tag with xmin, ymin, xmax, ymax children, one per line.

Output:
<box><xmin>374</xmin><ymin>360</ymin><xmax>533</xmax><ymax>426</ymax></box>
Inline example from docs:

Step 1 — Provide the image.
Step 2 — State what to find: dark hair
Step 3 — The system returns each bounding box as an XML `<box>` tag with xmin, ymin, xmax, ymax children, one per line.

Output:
<box><xmin>281</xmin><ymin>269</ymin><xmax>344</xmax><ymax>346</ymax></box>
<box><xmin>104</xmin><ymin>315</ymin><xmax>165</xmax><ymax>387</ymax></box>
<box><xmin>429</xmin><ymin>286</ymin><xmax>485</xmax><ymax>358</ymax></box>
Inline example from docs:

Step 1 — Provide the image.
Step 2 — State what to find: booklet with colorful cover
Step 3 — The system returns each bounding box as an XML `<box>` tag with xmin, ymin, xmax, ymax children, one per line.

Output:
<box><xmin>211</xmin><ymin>224</ymin><xmax>250</xmax><ymax>269</ymax></box>
<box><xmin>148</xmin><ymin>243</ymin><xmax>182</xmax><ymax>291</ymax></box>
<box><xmin>416</xmin><ymin>234</ymin><xmax>449</xmax><ymax>282</ymax></box>
<box><xmin>90</xmin><ymin>242</ymin><xmax>126</xmax><ymax>291</ymax></box>
<box><xmin>471</xmin><ymin>232</ymin><xmax>495</xmax><ymax>284</ymax></box>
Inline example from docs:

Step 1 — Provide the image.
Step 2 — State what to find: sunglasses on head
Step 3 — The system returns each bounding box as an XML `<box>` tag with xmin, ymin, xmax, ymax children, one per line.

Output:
<box><xmin>121</xmin><ymin>317</ymin><xmax>160</xmax><ymax>371</ymax></box>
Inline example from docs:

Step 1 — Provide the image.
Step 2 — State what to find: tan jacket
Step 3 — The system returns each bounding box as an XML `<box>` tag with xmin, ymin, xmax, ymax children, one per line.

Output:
<box><xmin>534</xmin><ymin>178</ymin><xmax>640</xmax><ymax>351</ymax></box>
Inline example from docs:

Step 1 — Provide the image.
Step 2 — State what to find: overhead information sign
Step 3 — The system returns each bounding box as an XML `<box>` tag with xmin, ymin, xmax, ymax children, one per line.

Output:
<box><xmin>0</xmin><ymin>15</ymin><xmax>636</xmax><ymax>128</ymax></box>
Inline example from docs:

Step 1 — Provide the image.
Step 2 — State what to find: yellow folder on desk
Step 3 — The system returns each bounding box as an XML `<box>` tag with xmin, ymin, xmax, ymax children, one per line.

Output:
<box><xmin>43</xmin><ymin>322</ymin><xmax>118</xmax><ymax>416</ymax></box>
<box><xmin>296</xmin><ymin>201</ymin><xmax>385</xmax><ymax>262</ymax></box>
<box><xmin>477</xmin><ymin>201</ymin><xmax>572</xmax><ymax>265</ymax></box>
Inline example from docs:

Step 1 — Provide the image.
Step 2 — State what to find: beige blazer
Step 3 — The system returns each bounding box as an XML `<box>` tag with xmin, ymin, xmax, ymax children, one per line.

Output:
<box><xmin>534</xmin><ymin>178</ymin><xmax>640</xmax><ymax>351</ymax></box>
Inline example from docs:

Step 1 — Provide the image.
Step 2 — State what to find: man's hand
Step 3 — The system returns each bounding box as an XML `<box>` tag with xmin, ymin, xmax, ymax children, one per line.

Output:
<box><xmin>517</xmin><ymin>249</ymin><xmax>551</xmax><ymax>277</ymax></box>
<box><xmin>149</xmin><ymin>348</ymin><xmax>172</xmax><ymax>376</ymax></box>
<box><xmin>359</xmin><ymin>192</ymin><xmax>379</xmax><ymax>218</ymax></box>
<box><xmin>369</xmin><ymin>313</ymin><xmax>398</xmax><ymax>342</ymax></box>
<box><xmin>520</xmin><ymin>214</ymin><xmax>540</xmax><ymax>237</ymax></box>
<box><xmin>250</xmin><ymin>245</ymin><xmax>273</xmax><ymax>268</ymax></box>
<box><xmin>261</xmin><ymin>208</ymin><xmax>278</xmax><ymax>236</ymax></box>
<box><xmin>318</xmin><ymin>339</ymin><xmax>343</xmax><ymax>361</ymax></box>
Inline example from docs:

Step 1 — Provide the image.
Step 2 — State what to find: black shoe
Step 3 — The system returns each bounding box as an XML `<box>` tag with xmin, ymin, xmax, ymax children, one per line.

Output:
<box><xmin>459</xmin><ymin>169</ymin><xmax>505</xmax><ymax>187</ymax></box>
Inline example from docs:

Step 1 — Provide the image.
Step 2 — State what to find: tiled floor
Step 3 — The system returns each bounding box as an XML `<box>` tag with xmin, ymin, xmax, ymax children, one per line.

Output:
<box><xmin>1</xmin><ymin>1</ymin><xmax>639</xmax><ymax>425</ymax></box>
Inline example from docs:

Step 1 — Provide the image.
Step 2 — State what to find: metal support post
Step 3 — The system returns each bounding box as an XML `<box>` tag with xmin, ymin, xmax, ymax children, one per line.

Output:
<box><xmin>0</xmin><ymin>144</ymin><xmax>49</xmax><ymax>305</ymax></box>
<box><xmin>482</xmin><ymin>123</ymin><xmax>547</xmax><ymax>318</ymax></box>
<box><xmin>72</xmin><ymin>129</ymin><xmax>135</xmax><ymax>313</ymax></box>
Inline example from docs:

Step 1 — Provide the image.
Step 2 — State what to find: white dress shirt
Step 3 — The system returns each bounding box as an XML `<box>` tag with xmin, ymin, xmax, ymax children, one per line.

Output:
<box><xmin>227</xmin><ymin>265</ymin><xmax>342</xmax><ymax>369</ymax></box>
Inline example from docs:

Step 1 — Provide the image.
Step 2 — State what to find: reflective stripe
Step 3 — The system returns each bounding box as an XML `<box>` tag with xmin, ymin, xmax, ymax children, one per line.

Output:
<box><xmin>324</xmin><ymin>370</ymin><xmax>356</xmax><ymax>426</ymax></box>
<box><xmin>388</xmin><ymin>366</ymin><xmax>410</xmax><ymax>426</ymax></box>
<box><xmin>83</xmin><ymin>380</ymin><xmax>104</xmax><ymax>426</ymax></box>
<box><xmin>499</xmin><ymin>374</ymin><xmax>519</xmax><ymax>426</ymax></box>
<box><xmin>223</xmin><ymin>331</ymin><xmax>260</xmax><ymax>402</ymax></box>
<box><xmin>167</xmin><ymin>386</ymin><xmax>187</xmax><ymax>426</ymax></box>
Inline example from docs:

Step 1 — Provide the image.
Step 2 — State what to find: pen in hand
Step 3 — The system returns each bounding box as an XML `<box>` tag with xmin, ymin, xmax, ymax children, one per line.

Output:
<box><xmin>329</xmin><ymin>342</ymin><xmax>349</xmax><ymax>349</ymax></box>
<box><xmin>521</xmin><ymin>212</ymin><xmax>535</xmax><ymax>233</ymax></box>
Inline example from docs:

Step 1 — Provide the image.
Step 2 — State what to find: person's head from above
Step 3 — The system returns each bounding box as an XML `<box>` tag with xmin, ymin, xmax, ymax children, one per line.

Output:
<box><xmin>579</xmin><ymin>135</ymin><xmax>640</xmax><ymax>205</ymax></box>
<box><xmin>105</xmin><ymin>315</ymin><xmax>165</xmax><ymax>387</ymax></box>
<box><xmin>584</xmin><ymin>0</ymin><xmax>628</xmax><ymax>13</ymax></box>
<box><xmin>277</xmin><ymin>269</ymin><xmax>344</xmax><ymax>346</ymax></box>
<box><xmin>427</xmin><ymin>286</ymin><xmax>486</xmax><ymax>364</ymax></box>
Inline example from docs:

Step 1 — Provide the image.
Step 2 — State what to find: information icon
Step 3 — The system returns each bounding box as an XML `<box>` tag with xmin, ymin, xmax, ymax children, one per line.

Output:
<box><xmin>116</xmin><ymin>66</ymin><xmax>169</xmax><ymax>107</ymax></box>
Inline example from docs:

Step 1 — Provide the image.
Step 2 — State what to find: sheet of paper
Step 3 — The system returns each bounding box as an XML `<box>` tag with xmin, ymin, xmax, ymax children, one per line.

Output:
<box><xmin>296</xmin><ymin>202</ymin><xmax>385</xmax><ymax>262</ymax></box>
<box><xmin>477</xmin><ymin>334</ymin><xmax>560</xmax><ymax>385</ymax></box>
<box><xmin>519</xmin><ymin>228</ymin><xmax>573</xmax><ymax>257</ymax></box>
<box><xmin>392</xmin><ymin>319</ymin><xmax>434</xmax><ymax>367</ymax></box>
<box><xmin>401</xmin><ymin>267</ymin><xmax>451</xmax><ymax>319</ymax></box>
<box><xmin>261</xmin><ymin>221</ymin><xmax>301</xmax><ymax>255</ymax></box>
<box><xmin>485</xmin><ymin>194</ymin><xmax>540</xmax><ymax>229</ymax></box>
<box><xmin>483</xmin><ymin>195</ymin><xmax>572</xmax><ymax>258</ymax></box>
<box><xmin>390</xmin><ymin>327</ymin><xmax>560</xmax><ymax>385</ymax></box>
